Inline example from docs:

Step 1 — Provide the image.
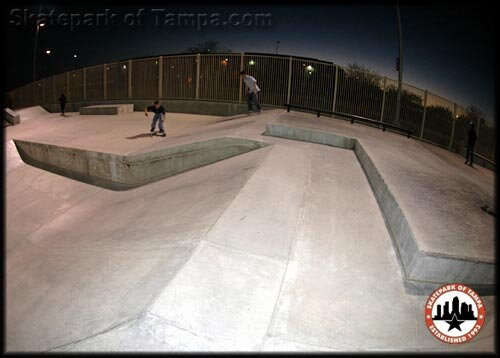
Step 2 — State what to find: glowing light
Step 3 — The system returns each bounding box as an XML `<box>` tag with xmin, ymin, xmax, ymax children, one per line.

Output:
<box><xmin>305</xmin><ymin>65</ymin><xmax>315</xmax><ymax>74</ymax></box>
<box><xmin>45</xmin><ymin>50</ymin><xmax>51</xmax><ymax>55</ymax></box>
<box><xmin>122</xmin><ymin>65</ymin><xmax>127</xmax><ymax>69</ymax></box>
<box><xmin>249</xmin><ymin>60</ymin><xmax>256</xmax><ymax>66</ymax></box>
<box><xmin>73</xmin><ymin>54</ymin><xmax>77</xmax><ymax>58</ymax></box>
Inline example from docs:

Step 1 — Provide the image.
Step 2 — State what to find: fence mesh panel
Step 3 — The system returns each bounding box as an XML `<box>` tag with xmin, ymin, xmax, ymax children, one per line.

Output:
<box><xmin>422</xmin><ymin>93</ymin><xmax>455</xmax><ymax>147</ymax></box>
<box><xmin>54</xmin><ymin>73</ymin><xmax>68</xmax><ymax>100</ymax></box>
<box><xmin>68</xmin><ymin>70</ymin><xmax>84</xmax><ymax>101</ymax></box>
<box><xmin>242</xmin><ymin>55</ymin><xmax>288</xmax><ymax>107</ymax></box>
<box><xmin>106</xmin><ymin>61</ymin><xmax>129</xmax><ymax>99</ymax></box>
<box><xmin>290</xmin><ymin>59</ymin><xmax>335</xmax><ymax>111</ymax></box>
<box><xmin>476</xmin><ymin>120</ymin><xmax>496</xmax><ymax>162</ymax></box>
<box><xmin>86</xmin><ymin>66</ymin><xmax>103</xmax><ymax>100</ymax></box>
<box><xmin>199</xmin><ymin>54</ymin><xmax>240</xmax><ymax>102</ymax></box>
<box><xmin>163</xmin><ymin>55</ymin><xmax>196</xmax><ymax>99</ymax></box>
<box><xmin>131</xmin><ymin>58</ymin><xmax>159</xmax><ymax>98</ymax></box>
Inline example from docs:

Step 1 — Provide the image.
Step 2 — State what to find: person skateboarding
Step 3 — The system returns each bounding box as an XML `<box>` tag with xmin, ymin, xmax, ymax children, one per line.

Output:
<box><xmin>145</xmin><ymin>100</ymin><xmax>166</xmax><ymax>135</ymax></box>
<box><xmin>464</xmin><ymin>121</ymin><xmax>477</xmax><ymax>167</ymax></box>
<box><xmin>59</xmin><ymin>94</ymin><xmax>66</xmax><ymax>116</ymax></box>
<box><xmin>240</xmin><ymin>70</ymin><xmax>262</xmax><ymax>115</ymax></box>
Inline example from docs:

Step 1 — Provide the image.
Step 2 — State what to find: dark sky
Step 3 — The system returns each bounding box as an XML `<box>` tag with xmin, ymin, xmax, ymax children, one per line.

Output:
<box><xmin>4</xmin><ymin>3</ymin><xmax>496</xmax><ymax>120</ymax></box>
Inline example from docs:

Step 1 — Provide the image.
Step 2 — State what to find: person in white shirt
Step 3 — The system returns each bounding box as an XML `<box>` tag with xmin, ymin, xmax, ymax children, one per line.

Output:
<box><xmin>240</xmin><ymin>70</ymin><xmax>262</xmax><ymax>114</ymax></box>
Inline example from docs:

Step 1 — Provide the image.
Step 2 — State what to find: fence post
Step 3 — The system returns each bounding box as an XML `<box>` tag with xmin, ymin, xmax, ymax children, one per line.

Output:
<box><xmin>103</xmin><ymin>64</ymin><xmax>107</xmax><ymax>100</ymax></box>
<box><xmin>449</xmin><ymin>103</ymin><xmax>457</xmax><ymax>150</ymax></box>
<box><xmin>53</xmin><ymin>76</ymin><xmax>56</xmax><ymax>103</ymax></box>
<box><xmin>158</xmin><ymin>56</ymin><xmax>163</xmax><ymax>98</ymax></box>
<box><xmin>380</xmin><ymin>76</ymin><xmax>387</xmax><ymax>122</ymax></box>
<box><xmin>195</xmin><ymin>53</ymin><xmax>201</xmax><ymax>100</ymax></box>
<box><xmin>67</xmin><ymin>72</ymin><xmax>70</xmax><ymax>102</ymax></box>
<box><xmin>332</xmin><ymin>65</ymin><xmax>339</xmax><ymax>113</ymax></box>
<box><xmin>83</xmin><ymin>68</ymin><xmax>87</xmax><ymax>100</ymax></box>
<box><xmin>476</xmin><ymin>116</ymin><xmax>481</xmax><ymax>137</ymax></box>
<box><xmin>286</xmin><ymin>57</ymin><xmax>293</xmax><ymax>104</ymax></box>
<box><xmin>420</xmin><ymin>90</ymin><xmax>428</xmax><ymax>140</ymax></box>
<box><xmin>239</xmin><ymin>52</ymin><xmax>244</xmax><ymax>103</ymax></box>
<box><xmin>128</xmin><ymin>60</ymin><xmax>132</xmax><ymax>99</ymax></box>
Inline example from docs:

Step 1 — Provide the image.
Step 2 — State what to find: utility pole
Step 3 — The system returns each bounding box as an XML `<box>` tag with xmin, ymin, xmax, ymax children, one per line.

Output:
<box><xmin>276</xmin><ymin>40</ymin><xmax>280</xmax><ymax>54</ymax></box>
<box><xmin>395</xmin><ymin>4</ymin><xmax>403</xmax><ymax>127</ymax></box>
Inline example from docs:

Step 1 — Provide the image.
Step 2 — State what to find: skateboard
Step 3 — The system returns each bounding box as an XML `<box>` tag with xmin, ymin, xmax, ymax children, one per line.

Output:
<box><xmin>151</xmin><ymin>131</ymin><xmax>166</xmax><ymax>137</ymax></box>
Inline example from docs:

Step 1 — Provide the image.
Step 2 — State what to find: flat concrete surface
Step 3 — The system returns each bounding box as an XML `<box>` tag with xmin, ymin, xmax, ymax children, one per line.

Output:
<box><xmin>270</xmin><ymin>112</ymin><xmax>495</xmax><ymax>265</ymax></box>
<box><xmin>5</xmin><ymin>108</ymin><xmax>495</xmax><ymax>352</ymax></box>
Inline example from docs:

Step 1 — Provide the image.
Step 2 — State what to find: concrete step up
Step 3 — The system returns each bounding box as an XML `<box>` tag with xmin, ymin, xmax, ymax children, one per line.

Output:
<box><xmin>264</xmin><ymin>122</ymin><xmax>494</xmax><ymax>295</ymax></box>
<box><xmin>79</xmin><ymin>104</ymin><xmax>134</xmax><ymax>115</ymax></box>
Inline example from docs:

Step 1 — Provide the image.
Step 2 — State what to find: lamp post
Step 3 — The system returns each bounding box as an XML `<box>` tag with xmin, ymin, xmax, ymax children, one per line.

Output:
<box><xmin>395</xmin><ymin>4</ymin><xmax>403</xmax><ymax>126</ymax></box>
<box><xmin>73</xmin><ymin>54</ymin><xmax>78</xmax><ymax>70</ymax></box>
<box><xmin>33</xmin><ymin>22</ymin><xmax>45</xmax><ymax>82</ymax></box>
<box><xmin>45</xmin><ymin>49</ymin><xmax>52</xmax><ymax>77</ymax></box>
<box><xmin>276</xmin><ymin>40</ymin><xmax>280</xmax><ymax>54</ymax></box>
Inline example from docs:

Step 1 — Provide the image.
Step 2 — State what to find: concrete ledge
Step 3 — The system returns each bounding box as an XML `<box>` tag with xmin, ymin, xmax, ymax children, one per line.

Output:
<box><xmin>79</xmin><ymin>104</ymin><xmax>134</xmax><ymax>115</ymax></box>
<box><xmin>44</xmin><ymin>99</ymin><xmax>250</xmax><ymax>117</ymax></box>
<box><xmin>4</xmin><ymin>108</ymin><xmax>20</xmax><ymax>125</ymax></box>
<box><xmin>13</xmin><ymin>137</ymin><xmax>270</xmax><ymax>191</ymax></box>
<box><xmin>264</xmin><ymin>123</ymin><xmax>494</xmax><ymax>295</ymax></box>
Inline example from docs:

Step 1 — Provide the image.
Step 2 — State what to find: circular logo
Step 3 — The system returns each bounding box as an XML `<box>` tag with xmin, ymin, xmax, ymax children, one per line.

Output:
<box><xmin>425</xmin><ymin>283</ymin><xmax>485</xmax><ymax>344</ymax></box>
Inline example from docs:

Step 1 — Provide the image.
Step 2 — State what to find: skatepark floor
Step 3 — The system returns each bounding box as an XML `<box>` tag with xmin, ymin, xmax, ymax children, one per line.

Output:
<box><xmin>5</xmin><ymin>107</ymin><xmax>496</xmax><ymax>352</ymax></box>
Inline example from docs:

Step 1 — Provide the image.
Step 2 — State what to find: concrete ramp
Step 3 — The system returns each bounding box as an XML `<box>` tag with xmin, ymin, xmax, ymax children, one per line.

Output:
<box><xmin>15</xmin><ymin>106</ymin><xmax>50</xmax><ymax>122</ymax></box>
<box><xmin>13</xmin><ymin>137</ymin><xmax>270</xmax><ymax>190</ymax></box>
<box><xmin>79</xmin><ymin>104</ymin><xmax>134</xmax><ymax>115</ymax></box>
<box><xmin>264</xmin><ymin>122</ymin><xmax>494</xmax><ymax>295</ymax></box>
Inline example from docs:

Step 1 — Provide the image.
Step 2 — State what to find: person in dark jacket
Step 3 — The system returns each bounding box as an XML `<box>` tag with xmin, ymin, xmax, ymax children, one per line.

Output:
<box><xmin>465</xmin><ymin>122</ymin><xmax>477</xmax><ymax>167</ymax></box>
<box><xmin>144</xmin><ymin>100</ymin><xmax>166</xmax><ymax>134</ymax></box>
<box><xmin>59</xmin><ymin>94</ymin><xmax>67</xmax><ymax>116</ymax></box>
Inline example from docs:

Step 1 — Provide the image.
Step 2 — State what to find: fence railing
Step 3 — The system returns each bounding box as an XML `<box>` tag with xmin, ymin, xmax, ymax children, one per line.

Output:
<box><xmin>7</xmin><ymin>52</ymin><xmax>496</xmax><ymax>163</ymax></box>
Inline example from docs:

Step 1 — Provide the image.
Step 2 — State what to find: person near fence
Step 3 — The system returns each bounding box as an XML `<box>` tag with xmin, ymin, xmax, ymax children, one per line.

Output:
<box><xmin>240</xmin><ymin>70</ymin><xmax>262</xmax><ymax>115</ymax></box>
<box><xmin>465</xmin><ymin>122</ymin><xmax>477</xmax><ymax>167</ymax></box>
<box><xmin>144</xmin><ymin>100</ymin><xmax>166</xmax><ymax>134</ymax></box>
<box><xmin>59</xmin><ymin>94</ymin><xmax>66</xmax><ymax>116</ymax></box>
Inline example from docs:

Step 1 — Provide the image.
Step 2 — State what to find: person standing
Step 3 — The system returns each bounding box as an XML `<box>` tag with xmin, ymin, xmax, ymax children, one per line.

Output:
<box><xmin>465</xmin><ymin>122</ymin><xmax>477</xmax><ymax>167</ymax></box>
<box><xmin>144</xmin><ymin>100</ymin><xmax>166</xmax><ymax>134</ymax></box>
<box><xmin>240</xmin><ymin>70</ymin><xmax>262</xmax><ymax>115</ymax></box>
<box><xmin>59</xmin><ymin>94</ymin><xmax>66</xmax><ymax>116</ymax></box>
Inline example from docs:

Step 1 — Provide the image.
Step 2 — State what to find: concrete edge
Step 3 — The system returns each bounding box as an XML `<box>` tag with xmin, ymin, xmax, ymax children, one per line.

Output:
<box><xmin>13</xmin><ymin>137</ymin><xmax>271</xmax><ymax>191</ymax></box>
<box><xmin>263</xmin><ymin>122</ymin><xmax>495</xmax><ymax>295</ymax></box>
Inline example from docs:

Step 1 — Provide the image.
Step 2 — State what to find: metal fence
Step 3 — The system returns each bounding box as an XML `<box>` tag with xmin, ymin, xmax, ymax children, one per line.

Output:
<box><xmin>7</xmin><ymin>52</ymin><xmax>496</xmax><ymax>163</ymax></box>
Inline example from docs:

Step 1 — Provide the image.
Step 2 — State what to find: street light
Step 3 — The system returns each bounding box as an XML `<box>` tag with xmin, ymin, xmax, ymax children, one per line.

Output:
<box><xmin>394</xmin><ymin>4</ymin><xmax>403</xmax><ymax>127</ymax></box>
<box><xmin>45</xmin><ymin>49</ymin><xmax>52</xmax><ymax>77</ymax></box>
<box><xmin>32</xmin><ymin>22</ymin><xmax>46</xmax><ymax>81</ymax></box>
<box><xmin>276</xmin><ymin>40</ymin><xmax>280</xmax><ymax>54</ymax></box>
<box><xmin>73</xmin><ymin>54</ymin><xmax>78</xmax><ymax>70</ymax></box>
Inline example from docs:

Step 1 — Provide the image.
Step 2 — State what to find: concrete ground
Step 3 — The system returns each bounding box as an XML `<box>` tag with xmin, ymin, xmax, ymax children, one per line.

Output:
<box><xmin>5</xmin><ymin>107</ymin><xmax>496</xmax><ymax>352</ymax></box>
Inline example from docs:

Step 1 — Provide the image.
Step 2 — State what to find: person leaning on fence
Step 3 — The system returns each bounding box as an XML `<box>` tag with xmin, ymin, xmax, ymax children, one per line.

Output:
<box><xmin>240</xmin><ymin>70</ymin><xmax>262</xmax><ymax>115</ymax></box>
<box><xmin>464</xmin><ymin>121</ymin><xmax>477</xmax><ymax>167</ymax></box>
<box><xmin>144</xmin><ymin>100</ymin><xmax>166</xmax><ymax>134</ymax></box>
<box><xmin>59</xmin><ymin>94</ymin><xmax>66</xmax><ymax>116</ymax></box>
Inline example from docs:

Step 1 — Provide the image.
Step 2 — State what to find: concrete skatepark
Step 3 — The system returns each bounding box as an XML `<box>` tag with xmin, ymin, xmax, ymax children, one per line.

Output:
<box><xmin>5</xmin><ymin>105</ymin><xmax>496</xmax><ymax>352</ymax></box>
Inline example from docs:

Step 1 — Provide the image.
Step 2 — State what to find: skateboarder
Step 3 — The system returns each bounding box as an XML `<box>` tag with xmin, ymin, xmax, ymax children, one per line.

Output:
<box><xmin>465</xmin><ymin>122</ymin><xmax>477</xmax><ymax>167</ymax></box>
<box><xmin>240</xmin><ymin>70</ymin><xmax>262</xmax><ymax>115</ymax></box>
<box><xmin>145</xmin><ymin>100</ymin><xmax>166</xmax><ymax>134</ymax></box>
<box><xmin>59</xmin><ymin>94</ymin><xmax>66</xmax><ymax>116</ymax></box>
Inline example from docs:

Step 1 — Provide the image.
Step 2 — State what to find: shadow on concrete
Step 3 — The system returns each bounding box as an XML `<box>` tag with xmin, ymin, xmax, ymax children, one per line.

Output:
<box><xmin>126</xmin><ymin>133</ymin><xmax>154</xmax><ymax>139</ymax></box>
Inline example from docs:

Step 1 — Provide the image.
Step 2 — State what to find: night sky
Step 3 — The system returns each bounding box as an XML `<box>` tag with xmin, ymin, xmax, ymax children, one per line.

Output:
<box><xmin>4</xmin><ymin>3</ymin><xmax>496</xmax><ymax>121</ymax></box>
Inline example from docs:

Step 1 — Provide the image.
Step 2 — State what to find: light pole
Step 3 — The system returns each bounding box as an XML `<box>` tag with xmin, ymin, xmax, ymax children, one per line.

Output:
<box><xmin>73</xmin><ymin>54</ymin><xmax>78</xmax><ymax>70</ymax></box>
<box><xmin>33</xmin><ymin>22</ymin><xmax>45</xmax><ymax>82</ymax></box>
<box><xmin>45</xmin><ymin>49</ymin><xmax>52</xmax><ymax>77</ymax></box>
<box><xmin>276</xmin><ymin>40</ymin><xmax>280</xmax><ymax>54</ymax></box>
<box><xmin>395</xmin><ymin>4</ymin><xmax>403</xmax><ymax>126</ymax></box>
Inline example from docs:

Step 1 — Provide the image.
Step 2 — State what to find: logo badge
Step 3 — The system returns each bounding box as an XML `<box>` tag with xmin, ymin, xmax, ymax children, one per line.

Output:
<box><xmin>425</xmin><ymin>283</ymin><xmax>485</xmax><ymax>344</ymax></box>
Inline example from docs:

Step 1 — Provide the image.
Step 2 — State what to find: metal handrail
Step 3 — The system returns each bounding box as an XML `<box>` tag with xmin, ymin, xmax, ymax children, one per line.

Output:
<box><xmin>284</xmin><ymin>103</ymin><xmax>413</xmax><ymax>138</ymax></box>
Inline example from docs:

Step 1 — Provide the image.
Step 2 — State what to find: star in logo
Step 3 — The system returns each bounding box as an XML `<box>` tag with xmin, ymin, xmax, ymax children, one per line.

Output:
<box><xmin>446</xmin><ymin>314</ymin><xmax>465</xmax><ymax>332</ymax></box>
